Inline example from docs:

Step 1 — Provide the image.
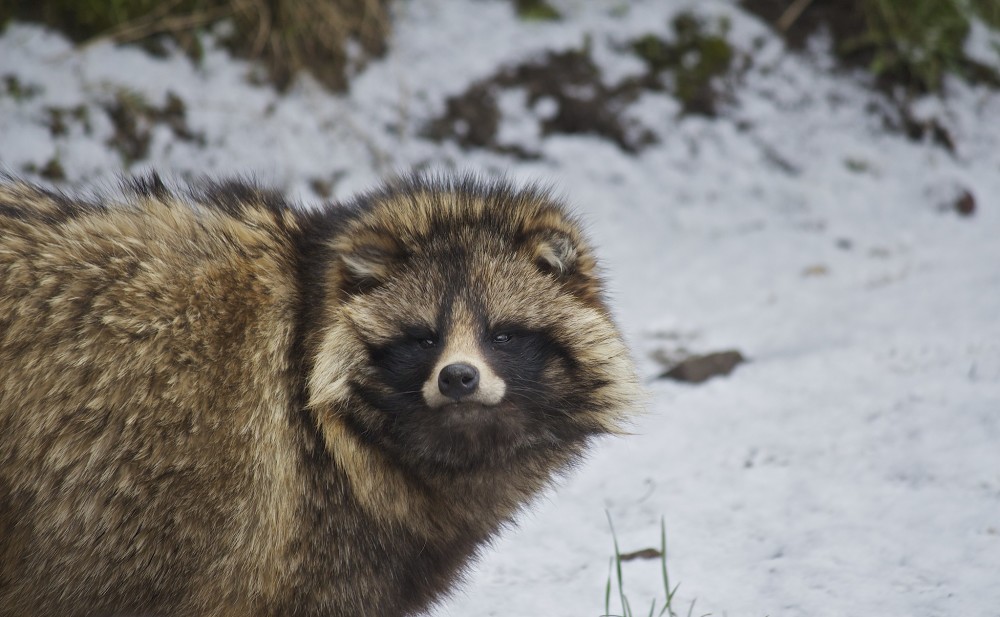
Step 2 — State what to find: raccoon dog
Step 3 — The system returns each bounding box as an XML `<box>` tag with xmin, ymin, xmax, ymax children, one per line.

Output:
<box><xmin>0</xmin><ymin>174</ymin><xmax>638</xmax><ymax>617</ymax></box>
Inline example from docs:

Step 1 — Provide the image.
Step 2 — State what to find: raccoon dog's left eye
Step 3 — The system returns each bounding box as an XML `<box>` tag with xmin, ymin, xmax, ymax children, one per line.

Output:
<box><xmin>417</xmin><ymin>337</ymin><xmax>437</xmax><ymax>349</ymax></box>
<box><xmin>491</xmin><ymin>333</ymin><xmax>512</xmax><ymax>344</ymax></box>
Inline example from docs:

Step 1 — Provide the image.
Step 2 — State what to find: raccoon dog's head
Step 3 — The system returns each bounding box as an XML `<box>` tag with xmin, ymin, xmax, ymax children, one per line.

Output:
<box><xmin>308</xmin><ymin>177</ymin><xmax>638</xmax><ymax>471</ymax></box>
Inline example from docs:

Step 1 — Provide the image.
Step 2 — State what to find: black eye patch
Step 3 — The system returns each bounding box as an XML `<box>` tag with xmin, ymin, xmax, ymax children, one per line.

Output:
<box><xmin>482</xmin><ymin>328</ymin><xmax>589</xmax><ymax>424</ymax></box>
<box><xmin>368</xmin><ymin>329</ymin><xmax>441</xmax><ymax>396</ymax></box>
<box><xmin>484</xmin><ymin>328</ymin><xmax>556</xmax><ymax>383</ymax></box>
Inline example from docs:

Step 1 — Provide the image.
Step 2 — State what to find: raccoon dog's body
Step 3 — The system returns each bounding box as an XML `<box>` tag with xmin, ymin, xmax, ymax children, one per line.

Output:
<box><xmin>0</xmin><ymin>174</ymin><xmax>637</xmax><ymax>617</ymax></box>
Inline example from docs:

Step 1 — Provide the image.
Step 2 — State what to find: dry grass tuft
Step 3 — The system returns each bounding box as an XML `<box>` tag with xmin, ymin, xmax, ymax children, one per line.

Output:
<box><xmin>222</xmin><ymin>0</ymin><xmax>390</xmax><ymax>90</ymax></box>
<box><xmin>1</xmin><ymin>0</ymin><xmax>392</xmax><ymax>91</ymax></box>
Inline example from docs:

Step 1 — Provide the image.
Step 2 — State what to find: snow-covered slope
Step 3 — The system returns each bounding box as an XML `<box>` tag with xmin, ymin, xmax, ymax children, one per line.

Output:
<box><xmin>2</xmin><ymin>1</ymin><xmax>998</xmax><ymax>615</ymax></box>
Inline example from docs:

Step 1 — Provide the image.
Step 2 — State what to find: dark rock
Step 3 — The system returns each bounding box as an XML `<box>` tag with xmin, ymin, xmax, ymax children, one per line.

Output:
<box><xmin>619</xmin><ymin>547</ymin><xmax>663</xmax><ymax>562</ymax></box>
<box><xmin>954</xmin><ymin>190</ymin><xmax>976</xmax><ymax>216</ymax></box>
<box><xmin>660</xmin><ymin>350</ymin><xmax>746</xmax><ymax>383</ymax></box>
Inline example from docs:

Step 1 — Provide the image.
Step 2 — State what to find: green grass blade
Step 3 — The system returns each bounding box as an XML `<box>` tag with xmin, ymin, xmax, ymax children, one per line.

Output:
<box><xmin>607</xmin><ymin>511</ymin><xmax>630</xmax><ymax>617</ymax></box>
<box><xmin>686</xmin><ymin>598</ymin><xmax>697</xmax><ymax>617</ymax></box>
<box><xmin>606</xmin><ymin>556</ymin><xmax>614</xmax><ymax>617</ymax></box>
<box><xmin>659</xmin><ymin>516</ymin><xmax>676</xmax><ymax>617</ymax></box>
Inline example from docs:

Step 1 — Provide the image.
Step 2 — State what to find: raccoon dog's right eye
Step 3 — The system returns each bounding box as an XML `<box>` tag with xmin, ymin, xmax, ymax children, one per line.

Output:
<box><xmin>403</xmin><ymin>327</ymin><xmax>437</xmax><ymax>350</ymax></box>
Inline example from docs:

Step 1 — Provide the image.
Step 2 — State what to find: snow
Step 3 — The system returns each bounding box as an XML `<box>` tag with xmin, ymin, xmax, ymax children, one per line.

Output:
<box><xmin>2</xmin><ymin>0</ymin><xmax>999</xmax><ymax>615</ymax></box>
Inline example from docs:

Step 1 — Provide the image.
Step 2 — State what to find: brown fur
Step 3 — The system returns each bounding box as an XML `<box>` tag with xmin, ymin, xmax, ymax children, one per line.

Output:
<box><xmin>0</xmin><ymin>174</ymin><xmax>638</xmax><ymax>616</ymax></box>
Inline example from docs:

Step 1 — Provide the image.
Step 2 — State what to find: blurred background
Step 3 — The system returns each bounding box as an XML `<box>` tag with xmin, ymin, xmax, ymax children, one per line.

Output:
<box><xmin>1</xmin><ymin>1</ymin><xmax>998</xmax><ymax>616</ymax></box>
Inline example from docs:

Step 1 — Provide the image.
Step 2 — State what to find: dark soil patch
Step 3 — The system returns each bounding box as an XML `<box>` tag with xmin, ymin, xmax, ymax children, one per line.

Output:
<box><xmin>741</xmin><ymin>0</ymin><xmax>868</xmax><ymax>52</ymax></box>
<box><xmin>46</xmin><ymin>105</ymin><xmax>92</xmax><ymax>138</ymax></box>
<box><xmin>308</xmin><ymin>171</ymin><xmax>348</xmax><ymax>199</ymax></box>
<box><xmin>104</xmin><ymin>90</ymin><xmax>204</xmax><ymax>166</ymax></box>
<box><xmin>426</xmin><ymin>82</ymin><xmax>502</xmax><ymax>151</ymax></box>
<box><xmin>892</xmin><ymin>114</ymin><xmax>957</xmax><ymax>153</ymax></box>
<box><xmin>425</xmin><ymin>14</ymin><xmax>737</xmax><ymax>157</ymax></box>
<box><xmin>502</xmin><ymin>49</ymin><xmax>651</xmax><ymax>152</ymax></box>
<box><xmin>24</xmin><ymin>157</ymin><xmax>67</xmax><ymax>182</ymax></box>
<box><xmin>424</xmin><ymin>47</ymin><xmax>653</xmax><ymax>157</ymax></box>
<box><xmin>1</xmin><ymin>74</ymin><xmax>43</xmax><ymax>101</ymax></box>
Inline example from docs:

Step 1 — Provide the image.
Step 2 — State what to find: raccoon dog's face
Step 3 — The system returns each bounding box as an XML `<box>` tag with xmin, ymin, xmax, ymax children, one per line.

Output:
<box><xmin>308</xmin><ymin>179</ymin><xmax>637</xmax><ymax>471</ymax></box>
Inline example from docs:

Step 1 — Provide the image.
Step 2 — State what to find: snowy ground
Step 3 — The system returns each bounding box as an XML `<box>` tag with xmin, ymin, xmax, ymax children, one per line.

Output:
<box><xmin>2</xmin><ymin>1</ymin><xmax>999</xmax><ymax>616</ymax></box>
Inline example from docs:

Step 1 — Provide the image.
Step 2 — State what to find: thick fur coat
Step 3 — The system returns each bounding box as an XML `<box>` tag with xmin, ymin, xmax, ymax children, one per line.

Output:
<box><xmin>0</xmin><ymin>175</ymin><xmax>638</xmax><ymax>616</ymax></box>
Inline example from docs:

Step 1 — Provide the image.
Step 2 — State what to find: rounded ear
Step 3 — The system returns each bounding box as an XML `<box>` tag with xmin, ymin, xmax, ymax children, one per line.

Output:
<box><xmin>531</xmin><ymin>230</ymin><xmax>579</xmax><ymax>276</ymax></box>
<box><xmin>522</xmin><ymin>221</ymin><xmax>602</xmax><ymax>303</ymax></box>
<box><xmin>334</xmin><ymin>229</ymin><xmax>406</xmax><ymax>288</ymax></box>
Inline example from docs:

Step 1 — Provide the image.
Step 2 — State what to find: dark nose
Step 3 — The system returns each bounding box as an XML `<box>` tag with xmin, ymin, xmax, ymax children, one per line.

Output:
<box><xmin>438</xmin><ymin>363</ymin><xmax>480</xmax><ymax>400</ymax></box>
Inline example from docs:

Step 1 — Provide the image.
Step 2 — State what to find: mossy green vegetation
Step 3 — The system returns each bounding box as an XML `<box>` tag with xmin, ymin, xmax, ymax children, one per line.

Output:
<box><xmin>631</xmin><ymin>13</ymin><xmax>735</xmax><ymax>116</ymax></box>
<box><xmin>971</xmin><ymin>0</ymin><xmax>1000</xmax><ymax>29</ymax></box>
<box><xmin>848</xmin><ymin>0</ymin><xmax>999</xmax><ymax>93</ymax></box>
<box><xmin>1</xmin><ymin>0</ymin><xmax>164</xmax><ymax>41</ymax></box>
<box><xmin>0</xmin><ymin>0</ymin><xmax>391</xmax><ymax>91</ymax></box>
<box><xmin>513</xmin><ymin>0</ymin><xmax>561</xmax><ymax>21</ymax></box>
<box><xmin>742</xmin><ymin>0</ymin><xmax>1000</xmax><ymax>95</ymax></box>
<box><xmin>1</xmin><ymin>74</ymin><xmax>43</xmax><ymax>101</ymax></box>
